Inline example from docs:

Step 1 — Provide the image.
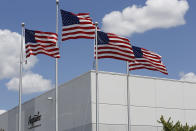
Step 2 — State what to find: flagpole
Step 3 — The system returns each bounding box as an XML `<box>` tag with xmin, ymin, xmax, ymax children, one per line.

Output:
<box><xmin>19</xmin><ymin>22</ymin><xmax>25</xmax><ymax>131</ymax></box>
<box><xmin>95</xmin><ymin>22</ymin><xmax>99</xmax><ymax>131</ymax></box>
<box><xmin>55</xmin><ymin>0</ymin><xmax>59</xmax><ymax>131</ymax></box>
<box><xmin>126</xmin><ymin>61</ymin><xmax>131</xmax><ymax>131</ymax></box>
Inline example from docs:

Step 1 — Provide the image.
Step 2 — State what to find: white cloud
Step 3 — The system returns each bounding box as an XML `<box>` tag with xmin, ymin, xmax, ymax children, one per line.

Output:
<box><xmin>6</xmin><ymin>72</ymin><xmax>53</xmax><ymax>94</ymax></box>
<box><xmin>102</xmin><ymin>0</ymin><xmax>189</xmax><ymax>36</ymax></box>
<box><xmin>179</xmin><ymin>72</ymin><xmax>196</xmax><ymax>82</ymax></box>
<box><xmin>0</xmin><ymin>29</ymin><xmax>38</xmax><ymax>79</ymax></box>
<box><xmin>0</xmin><ymin>29</ymin><xmax>53</xmax><ymax>94</ymax></box>
<box><xmin>0</xmin><ymin>109</ymin><xmax>6</xmax><ymax>115</ymax></box>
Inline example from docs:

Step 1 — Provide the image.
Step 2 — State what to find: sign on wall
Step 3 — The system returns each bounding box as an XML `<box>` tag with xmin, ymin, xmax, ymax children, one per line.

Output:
<box><xmin>28</xmin><ymin>112</ymin><xmax>42</xmax><ymax>129</ymax></box>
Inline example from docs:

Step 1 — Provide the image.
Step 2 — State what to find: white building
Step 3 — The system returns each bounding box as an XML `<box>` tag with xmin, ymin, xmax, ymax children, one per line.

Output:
<box><xmin>0</xmin><ymin>70</ymin><xmax>196</xmax><ymax>131</ymax></box>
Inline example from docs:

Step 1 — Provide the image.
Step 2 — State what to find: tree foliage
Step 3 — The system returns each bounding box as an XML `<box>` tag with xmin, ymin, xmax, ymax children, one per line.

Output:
<box><xmin>158</xmin><ymin>115</ymin><xmax>196</xmax><ymax>131</ymax></box>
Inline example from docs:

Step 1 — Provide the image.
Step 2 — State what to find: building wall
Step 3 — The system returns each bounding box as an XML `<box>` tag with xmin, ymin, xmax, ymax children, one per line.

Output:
<box><xmin>59</xmin><ymin>71</ymin><xmax>92</xmax><ymax>131</ymax></box>
<box><xmin>0</xmin><ymin>72</ymin><xmax>92</xmax><ymax>131</ymax></box>
<box><xmin>90</xmin><ymin>71</ymin><xmax>196</xmax><ymax>131</ymax></box>
<box><xmin>0</xmin><ymin>71</ymin><xmax>196</xmax><ymax>131</ymax></box>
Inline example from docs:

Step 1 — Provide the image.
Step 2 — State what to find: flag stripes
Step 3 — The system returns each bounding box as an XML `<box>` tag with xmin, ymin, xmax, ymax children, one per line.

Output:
<box><xmin>77</xmin><ymin>13</ymin><xmax>92</xmax><ymax>21</ymax></box>
<box><xmin>25</xmin><ymin>29</ymin><xmax>60</xmax><ymax>58</ymax></box>
<box><xmin>61</xmin><ymin>10</ymin><xmax>95</xmax><ymax>41</ymax></box>
<box><xmin>96</xmin><ymin>31</ymin><xmax>135</xmax><ymax>62</ymax></box>
<box><xmin>129</xmin><ymin>46</ymin><xmax>168</xmax><ymax>75</ymax></box>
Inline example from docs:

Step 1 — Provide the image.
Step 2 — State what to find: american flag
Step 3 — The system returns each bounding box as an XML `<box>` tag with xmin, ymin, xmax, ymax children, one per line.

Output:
<box><xmin>60</xmin><ymin>9</ymin><xmax>95</xmax><ymax>41</ymax></box>
<box><xmin>25</xmin><ymin>29</ymin><xmax>60</xmax><ymax>58</ymax></box>
<box><xmin>95</xmin><ymin>31</ymin><xmax>135</xmax><ymax>62</ymax></box>
<box><xmin>129</xmin><ymin>46</ymin><xmax>168</xmax><ymax>75</ymax></box>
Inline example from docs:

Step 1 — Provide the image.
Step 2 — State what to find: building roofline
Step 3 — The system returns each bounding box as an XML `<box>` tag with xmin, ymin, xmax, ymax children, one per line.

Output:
<box><xmin>90</xmin><ymin>70</ymin><xmax>196</xmax><ymax>84</ymax></box>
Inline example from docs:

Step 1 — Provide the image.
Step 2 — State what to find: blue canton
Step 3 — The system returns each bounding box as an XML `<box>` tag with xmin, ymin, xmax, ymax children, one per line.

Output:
<box><xmin>60</xmin><ymin>10</ymin><xmax>80</xmax><ymax>26</ymax></box>
<box><xmin>25</xmin><ymin>29</ymin><xmax>36</xmax><ymax>43</ymax></box>
<box><xmin>132</xmin><ymin>46</ymin><xmax>143</xmax><ymax>58</ymax></box>
<box><xmin>97</xmin><ymin>31</ymin><xmax>109</xmax><ymax>45</ymax></box>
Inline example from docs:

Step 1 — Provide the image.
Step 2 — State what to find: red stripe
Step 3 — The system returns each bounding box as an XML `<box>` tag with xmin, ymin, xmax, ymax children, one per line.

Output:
<box><xmin>130</xmin><ymin>63</ymin><xmax>166</xmax><ymax>70</ymax></box>
<box><xmin>133</xmin><ymin>59</ymin><xmax>166</xmax><ymax>68</ymax></box>
<box><xmin>26</xmin><ymin>52</ymin><xmax>60</xmax><ymax>58</ymax></box>
<box><xmin>136</xmin><ymin>59</ymin><xmax>162</xmax><ymax>66</ymax></box>
<box><xmin>106</xmin><ymin>44</ymin><xmax>133</xmax><ymax>51</ymax></box>
<box><xmin>109</xmin><ymin>40</ymin><xmax>130</xmax><ymax>45</ymax></box>
<box><xmin>143</xmin><ymin>54</ymin><xmax>161</xmax><ymax>60</ymax></box>
<box><xmin>130</xmin><ymin>62</ymin><xmax>167</xmax><ymax>71</ymax></box>
<box><xmin>142</xmin><ymin>49</ymin><xmax>162</xmax><ymax>59</ymax></box>
<box><xmin>97</xmin><ymin>56</ymin><xmax>134</xmax><ymax>62</ymax></box>
<box><xmin>62</xmin><ymin>26</ymin><xmax>95</xmax><ymax>31</ymax></box>
<box><xmin>26</xmin><ymin>47</ymin><xmax>59</xmax><ymax>53</ymax></box>
<box><xmin>62</xmin><ymin>31</ymin><xmax>95</xmax><ymax>36</ymax></box>
<box><xmin>25</xmin><ymin>44</ymin><xmax>56</xmax><ymax>48</ymax></box>
<box><xmin>108</xmin><ymin>35</ymin><xmax>129</xmax><ymax>42</ymax></box>
<box><xmin>35</xmin><ymin>40</ymin><xmax>57</xmax><ymax>44</ymax></box>
<box><xmin>130</xmin><ymin>63</ymin><xmax>167</xmax><ymax>71</ymax></box>
<box><xmin>130</xmin><ymin>66</ymin><xmax>168</xmax><ymax>75</ymax></box>
<box><xmin>131</xmin><ymin>67</ymin><xmax>168</xmax><ymax>75</ymax></box>
<box><xmin>62</xmin><ymin>36</ymin><xmax>94</xmax><ymax>41</ymax></box>
<box><xmin>78</xmin><ymin>17</ymin><xmax>91</xmax><ymax>20</ymax></box>
<box><xmin>97</xmin><ymin>46</ymin><xmax>133</xmax><ymax>54</ymax></box>
<box><xmin>98</xmin><ymin>51</ymin><xmax>134</xmax><ymax>59</ymax></box>
<box><xmin>142</xmin><ymin>52</ymin><xmax>161</xmax><ymax>59</ymax></box>
<box><xmin>61</xmin><ymin>11</ymin><xmax>95</xmax><ymax>42</ymax></box>
<box><xmin>140</xmin><ymin>57</ymin><xmax>162</xmax><ymax>64</ymax></box>
<box><xmin>79</xmin><ymin>21</ymin><xmax>94</xmax><ymax>25</ymax></box>
<box><xmin>77</xmin><ymin>13</ymin><xmax>90</xmax><ymax>16</ymax></box>
<box><xmin>35</xmin><ymin>35</ymin><xmax>58</xmax><ymax>40</ymax></box>
<box><xmin>35</xmin><ymin>31</ymin><xmax>57</xmax><ymax>36</ymax></box>
<box><xmin>95</xmin><ymin>32</ymin><xmax>134</xmax><ymax>63</ymax></box>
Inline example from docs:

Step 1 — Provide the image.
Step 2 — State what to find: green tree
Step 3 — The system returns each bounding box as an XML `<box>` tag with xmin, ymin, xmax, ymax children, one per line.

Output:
<box><xmin>158</xmin><ymin>115</ymin><xmax>196</xmax><ymax>131</ymax></box>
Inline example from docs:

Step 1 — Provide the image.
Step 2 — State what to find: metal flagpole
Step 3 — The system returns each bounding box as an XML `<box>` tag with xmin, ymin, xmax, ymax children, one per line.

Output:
<box><xmin>19</xmin><ymin>22</ymin><xmax>25</xmax><ymax>131</ymax></box>
<box><xmin>126</xmin><ymin>61</ymin><xmax>131</xmax><ymax>131</ymax></box>
<box><xmin>55</xmin><ymin>0</ymin><xmax>59</xmax><ymax>131</ymax></box>
<box><xmin>95</xmin><ymin>22</ymin><xmax>99</xmax><ymax>131</ymax></box>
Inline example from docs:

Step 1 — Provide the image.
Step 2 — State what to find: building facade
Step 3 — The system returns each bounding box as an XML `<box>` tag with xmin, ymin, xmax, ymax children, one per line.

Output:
<box><xmin>0</xmin><ymin>71</ymin><xmax>196</xmax><ymax>131</ymax></box>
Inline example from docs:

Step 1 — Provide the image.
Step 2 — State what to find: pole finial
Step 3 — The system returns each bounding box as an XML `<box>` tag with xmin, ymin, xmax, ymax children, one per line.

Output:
<box><xmin>95</xmin><ymin>22</ymin><xmax>98</xmax><ymax>27</ymax></box>
<box><xmin>56</xmin><ymin>0</ymin><xmax>59</xmax><ymax>4</ymax></box>
<box><xmin>21</xmin><ymin>22</ymin><xmax>25</xmax><ymax>27</ymax></box>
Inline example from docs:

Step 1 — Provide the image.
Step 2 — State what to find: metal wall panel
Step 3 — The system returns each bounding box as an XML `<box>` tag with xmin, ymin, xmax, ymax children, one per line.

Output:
<box><xmin>156</xmin><ymin>79</ymin><xmax>184</xmax><ymax>109</ymax></box>
<box><xmin>91</xmin><ymin>73</ymin><xmax>127</xmax><ymax>105</ymax></box>
<box><xmin>0</xmin><ymin>71</ymin><xmax>92</xmax><ymax>131</ymax></box>
<box><xmin>1</xmin><ymin>71</ymin><xmax>196</xmax><ymax>131</ymax></box>
<box><xmin>0</xmin><ymin>111</ymin><xmax>8</xmax><ymax>130</ymax></box>
<box><xmin>130</xmin><ymin>77</ymin><xmax>156</xmax><ymax>107</ymax></box>
<box><xmin>184</xmin><ymin>83</ymin><xmax>196</xmax><ymax>109</ymax></box>
<box><xmin>156</xmin><ymin>108</ymin><xmax>185</xmax><ymax>126</ymax></box>
<box><xmin>90</xmin><ymin>71</ymin><xmax>196</xmax><ymax>131</ymax></box>
<box><xmin>131</xmin><ymin>106</ymin><xmax>156</xmax><ymax>126</ymax></box>
<box><xmin>59</xmin><ymin>72</ymin><xmax>92</xmax><ymax>131</ymax></box>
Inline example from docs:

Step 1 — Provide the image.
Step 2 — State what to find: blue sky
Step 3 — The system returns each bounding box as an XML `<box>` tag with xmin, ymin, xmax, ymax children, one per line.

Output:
<box><xmin>0</xmin><ymin>0</ymin><xmax>196</xmax><ymax>113</ymax></box>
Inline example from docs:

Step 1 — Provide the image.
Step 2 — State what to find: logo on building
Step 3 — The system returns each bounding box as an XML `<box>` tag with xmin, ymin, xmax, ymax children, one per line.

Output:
<box><xmin>28</xmin><ymin>112</ymin><xmax>41</xmax><ymax>129</ymax></box>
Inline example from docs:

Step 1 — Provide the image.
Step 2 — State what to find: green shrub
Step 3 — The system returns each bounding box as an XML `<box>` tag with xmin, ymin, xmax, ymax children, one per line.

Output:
<box><xmin>158</xmin><ymin>115</ymin><xmax>196</xmax><ymax>131</ymax></box>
